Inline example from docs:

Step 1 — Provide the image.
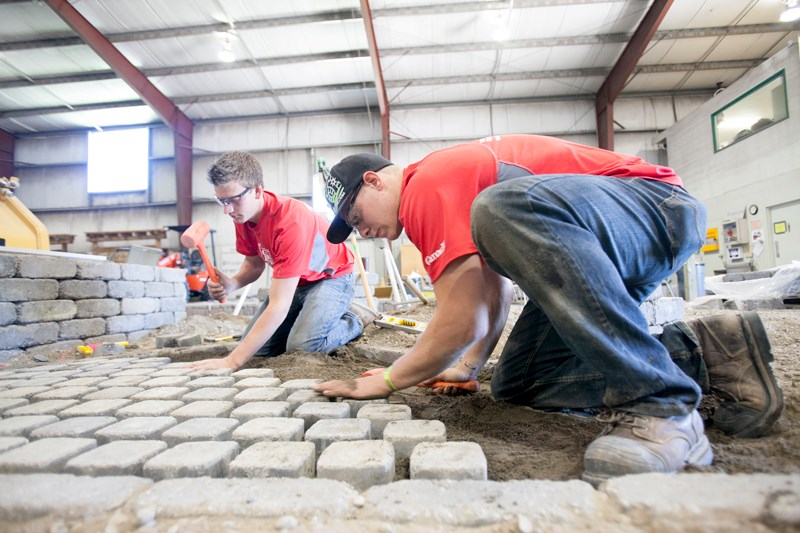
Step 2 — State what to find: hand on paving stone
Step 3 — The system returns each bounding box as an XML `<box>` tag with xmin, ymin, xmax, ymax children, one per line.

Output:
<box><xmin>314</xmin><ymin>373</ymin><xmax>392</xmax><ymax>399</ymax></box>
<box><xmin>188</xmin><ymin>355</ymin><xmax>239</xmax><ymax>370</ymax></box>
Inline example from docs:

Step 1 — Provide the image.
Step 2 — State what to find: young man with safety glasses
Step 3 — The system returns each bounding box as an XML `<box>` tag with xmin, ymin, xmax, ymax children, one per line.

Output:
<box><xmin>190</xmin><ymin>151</ymin><xmax>369</xmax><ymax>370</ymax></box>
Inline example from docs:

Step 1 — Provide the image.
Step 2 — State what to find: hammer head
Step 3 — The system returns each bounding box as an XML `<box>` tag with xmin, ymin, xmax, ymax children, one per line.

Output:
<box><xmin>180</xmin><ymin>221</ymin><xmax>210</xmax><ymax>248</ymax></box>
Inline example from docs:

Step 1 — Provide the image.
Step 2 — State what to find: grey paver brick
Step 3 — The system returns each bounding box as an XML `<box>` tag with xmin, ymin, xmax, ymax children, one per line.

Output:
<box><xmin>383</xmin><ymin>419</ymin><xmax>447</xmax><ymax>459</ymax></box>
<box><xmin>231</xmin><ymin>417</ymin><xmax>304</xmax><ymax>448</ymax></box>
<box><xmin>286</xmin><ymin>389</ymin><xmax>330</xmax><ymax>414</ymax></box>
<box><xmin>0</xmin><ymin>398</ymin><xmax>29</xmax><ymax>414</ymax></box>
<box><xmin>229</xmin><ymin>441</ymin><xmax>316</xmax><ymax>478</ymax></box>
<box><xmin>0</xmin><ymin>436</ymin><xmax>28</xmax><ymax>454</ymax></box>
<box><xmin>109</xmin><ymin>367</ymin><xmax>157</xmax><ymax>377</ymax></box>
<box><xmin>82</xmin><ymin>386</ymin><xmax>145</xmax><ymax>400</ymax></box>
<box><xmin>233</xmin><ymin>387</ymin><xmax>288</xmax><ymax>405</ymax></box>
<box><xmin>28</xmin><ymin>416</ymin><xmax>117</xmax><ymax>439</ymax></box>
<box><xmin>234</xmin><ymin>377</ymin><xmax>282</xmax><ymax>390</ymax></box>
<box><xmin>357</xmin><ymin>404</ymin><xmax>412</xmax><ymax>438</ymax></box>
<box><xmin>64</xmin><ymin>440</ymin><xmax>168</xmax><ymax>476</ymax></box>
<box><xmin>52</xmin><ymin>376</ymin><xmax>107</xmax><ymax>388</ymax></box>
<box><xmin>58</xmin><ymin>399</ymin><xmax>132</xmax><ymax>418</ymax></box>
<box><xmin>32</xmin><ymin>386</ymin><xmax>98</xmax><ymax>401</ymax></box>
<box><xmin>304</xmin><ymin>418</ymin><xmax>371</xmax><ymax>455</ymax></box>
<box><xmin>95</xmin><ymin>416</ymin><xmax>178</xmax><ymax>445</ymax></box>
<box><xmin>170</xmin><ymin>400</ymin><xmax>234</xmax><ymax>421</ymax></box>
<box><xmin>340</xmin><ymin>398</ymin><xmax>388</xmax><ymax>416</ymax></box>
<box><xmin>410</xmin><ymin>442</ymin><xmax>487</xmax><ymax>481</ymax></box>
<box><xmin>186</xmin><ymin>376</ymin><xmax>236</xmax><ymax>389</ymax></box>
<box><xmin>0</xmin><ymin>437</ymin><xmax>96</xmax><ymax>473</ymax></box>
<box><xmin>182</xmin><ymin>387</ymin><xmax>238</xmax><ymax>402</ymax></box>
<box><xmin>142</xmin><ymin>441</ymin><xmax>239</xmax><ymax>480</ymax></box>
<box><xmin>149</xmin><ymin>368</ymin><xmax>194</xmax><ymax>377</ymax></box>
<box><xmin>0</xmin><ymin>416</ymin><xmax>59</xmax><ymax>437</ymax></box>
<box><xmin>96</xmin><ymin>376</ymin><xmax>150</xmax><ymax>388</ymax></box>
<box><xmin>0</xmin><ymin>473</ymin><xmax>151</xmax><ymax>521</ymax></box>
<box><xmin>189</xmin><ymin>368</ymin><xmax>233</xmax><ymax>377</ymax></box>
<box><xmin>279</xmin><ymin>379</ymin><xmax>322</xmax><ymax>395</ymax></box>
<box><xmin>6</xmin><ymin>399</ymin><xmax>80</xmax><ymax>416</ymax></box>
<box><xmin>161</xmin><ymin>417</ymin><xmax>240</xmax><ymax>446</ymax></box>
<box><xmin>17</xmin><ymin>376</ymin><xmax>69</xmax><ymax>388</ymax></box>
<box><xmin>317</xmin><ymin>440</ymin><xmax>396</xmax><ymax>490</ymax></box>
<box><xmin>229</xmin><ymin>401</ymin><xmax>290</xmax><ymax>422</ymax></box>
<box><xmin>129</xmin><ymin>386</ymin><xmax>189</xmax><ymax>401</ymax></box>
<box><xmin>139</xmin><ymin>376</ymin><xmax>192</xmax><ymax>389</ymax></box>
<box><xmin>293</xmin><ymin>402</ymin><xmax>350</xmax><ymax>429</ymax></box>
<box><xmin>114</xmin><ymin>400</ymin><xmax>185</xmax><ymax>419</ymax></box>
<box><xmin>232</xmin><ymin>368</ymin><xmax>275</xmax><ymax>378</ymax></box>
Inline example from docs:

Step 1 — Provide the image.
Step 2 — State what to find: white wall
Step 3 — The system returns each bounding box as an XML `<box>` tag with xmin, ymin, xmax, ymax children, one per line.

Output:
<box><xmin>662</xmin><ymin>41</ymin><xmax>800</xmax><ymax>273</ymax></box>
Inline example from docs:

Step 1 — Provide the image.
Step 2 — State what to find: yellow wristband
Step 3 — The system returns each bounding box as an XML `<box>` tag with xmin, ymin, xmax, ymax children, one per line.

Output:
<box><xmin>384</xmin><ymin>367</ymin><xmax>399</xmax><ymax>392</ymax></box>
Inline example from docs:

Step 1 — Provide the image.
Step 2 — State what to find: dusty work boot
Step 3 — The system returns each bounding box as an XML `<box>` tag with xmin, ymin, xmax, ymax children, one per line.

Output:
<box><xmin>349</xmin><ymin>300</ymin><xmax>381</xmax><ymax>328</ymax></box>
<box><xmin>688</xmin><ymin>311</ymin><xmax>784</xmax><ymax>438</ymax></box>
<box><xmin>582</xmin><ymin>410</ymin><xmax>712</xmax><ymax>486</ymax></box>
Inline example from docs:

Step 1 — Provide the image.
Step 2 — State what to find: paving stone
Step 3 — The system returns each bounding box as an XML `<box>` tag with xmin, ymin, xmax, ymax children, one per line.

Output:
<box><xmin>0</xmin><ymin>387</ymin><xmax>50</xmax><ymax>399</ymax></box>
<box><xmin>185</xmin><ymin>376</ymin><xmax>236</xmax><ymax>390</ymax></box>
<box><xmin>317</xmin><ymin>440</ymin><xmax>396</xmax><ymax>491</ymax></box>
<box><xmin>170</xmin><ymin>400</ymin><xmax>234</xmax><ymax>421</ymax></box>
<box><xmin>64</xmin><ymin>440</ymin><xmax>168</xmax><ymax>476</ymax></box>
<box><xmin>229</xmin><ymin>441</ymin><xmax>316</xmax><ymax>478</ymax></box>
<box><xmin>142</xmin><ymin>441</ymin><xmax>239</xmax><ymax>480</ymax></box>
<box><xmin>293</xmin><ymin>402</ymin><xmax>351</xmax><ymax>429</ymax></box>
<box><xmin>132</xmin><ymin>478</ymin><xmax>357</xmax><ymax>520</ymax></box>
<box><xmin>189</xmin><ymin>368</ymin><xmax>233</xmax><ymax>377</ymax></box>
<box><xmin>32</xmin><ymin>386</ymin><xmax>99</xmax><ymax>401</ymax></box>
<box><xmin>114</xmin><ymin>400</ymin><xmax>185</xmax><ymax>419</ymax></box>
<box><xmin>6</xmin><ymin>399</ymin><xmax>80</xmax><ymax>416</ymax></box>
<box><xmin>95</xmin><ymin>416</ymin><xmax>178</xmax><ymax>445</ymax></box>
<box><xmin>183</xmin><ymin>387</ymin><xmax>239</xmax><ymax>402</ymax></box>
<box><xmin>28</xmin><ymin>416</ymin><xmax>117</xmax><ymax>439</ymax></box>
<box><xmin>128</xmin><ymin>357</ymin><xmax>171</xmax><ymax>367</ymax></box>
<box><xmin>0</xmin><ymin>437</ymin><xmax>28</xmax><ymax>454</ymax></box>
<box><xmin>149</xmin><ymin>368</ymin><xmax>194</xmax><ymax>378</ymax></box>
<box><xmin>232</xmin><ymin>368</ymin><xmax>275</xmax><ymax>378</ymax></box>
<box><xmin>0</xmin><ymin>398</ymin><xmax>29</xmax><ymax>414</ymax></box>
<box><xmin>129</xmin><ymin>386</ymin><xmax>190</xmax><ymax>401</ymax></box>
<box><xmin>52</xmin><ymin>377</ymin><xmax>107</xmax><ymax>388</ymax></box>
<box><xmin>340</xmin><ymin>398</ymin><xmax>388</xmax><ymax>416</ymax></box>
<box><xmin>410</xmin><ymin>442</ymin><xmax>487</xmax><ymax>481</ymax></box>
<box><xmin>286</xmin><ymin>389</ymin><xmax>330</xmax><ymax>414</ymax></box>
<box><xmin>304</xmin><ymin>418</ymin><xmax>371</xmax><ymax>455</ymax></box>
<box><xmin>0</xmin><ymin>437</ymin><xmax>96</xmax><ymax>473</ymax></box>
<box><xmin>16</xmin><ymin>376</ymin><xmax>68</xmax><ymax>388</ymax></box>
<box><xmin>357</xmin><ymin>404</ymin><xmax>412</xmax><ymax>438</ymax></box>
<box><xmin>0</xmin><ymin>473</ymin><xmax>151</xmax><ymax>521</ymax></box>
<box><xmin>234</xmin><ymin>377</ymin><xmax>282</xmax><ymax>390</ymax></box>
<box><xmin>58</xmin><ymin>399</ymin><xmax>132</xmax><ymax>418</ymax></box>
<box><xmin>280</xmin><ymin>378</ymin><xmax>323</xmax><ymax>395</ymax></box>
<box><xmin>233</xmin><ymin>387</ymin><xmax>288</xmax><ymax>405</ymax></box>
<box><xmin>82</xmin><ymin>386</ymin><xmax>145</xmax><ymax>400</ymax></box>
<box><xmin>96</xmin><ymin>376</ymin><xmax>150</xmax><ymax>388</ymax></box>
<box><xmin>0</xmin><ymin>416</ymin><xmax>59</xmax><ymax>437</ymax></box>
<box><xmin>109</xmin><ymin>368</ymin><xmax>157</xmax><ymax>377</ymax></box>
<box><xmin>231</xmin><ymin>417</ymin><xmax>305</xmax><ymax>448</ymax></box>
<box><xmin>161</xmin><ymin>417</ymin><xmax>240</xmax><ymax>446</ymax></box>
<box><xmin>230</xmin><ymin>401</ymin><xmax>290</xmax><ymax>422</ymax></box>
<box><xmin>138</xmin><ymin>376</ymin><xmax>192</xmax><ymax>389</ymax></box>
<box><xmin>383</xmin><ymin>419</ymin><xmax>447</xmax><ymax>459</ymax></box>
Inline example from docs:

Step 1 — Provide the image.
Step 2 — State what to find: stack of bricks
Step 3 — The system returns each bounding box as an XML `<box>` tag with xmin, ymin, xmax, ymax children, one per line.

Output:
<box><xmin>0</xmin><ymin>252</ymin><xmax>187</xmax><ymax>362</ymax></box>
<box><xmin>0</xmin><ymin>357</ymin><xmax>487</xmax><ymax>488</ymax></box>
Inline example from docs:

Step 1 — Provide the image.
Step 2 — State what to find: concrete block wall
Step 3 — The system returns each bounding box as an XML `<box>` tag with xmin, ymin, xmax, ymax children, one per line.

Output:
<box><xmin>0</xmin><ymin>252</ymin><xmax>187</xmax><ymax>361</ymax></box>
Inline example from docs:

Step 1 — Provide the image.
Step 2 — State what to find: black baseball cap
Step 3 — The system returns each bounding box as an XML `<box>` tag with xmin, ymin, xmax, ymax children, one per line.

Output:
<box><xmin>322</xmin><ymin>153</ymin><xmax>393</xmax><ymax>244</ymax></box>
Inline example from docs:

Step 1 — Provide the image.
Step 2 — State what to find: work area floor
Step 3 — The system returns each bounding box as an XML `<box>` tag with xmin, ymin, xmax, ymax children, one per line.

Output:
<box><xmin>0</xmin><ymin>306</ymin><xmax>798</xmax><ymax>531</ymax></box>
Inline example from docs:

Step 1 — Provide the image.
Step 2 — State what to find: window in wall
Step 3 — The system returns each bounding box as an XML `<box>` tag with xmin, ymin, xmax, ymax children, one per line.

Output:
<box><xmin>712</xmin><ymin>71</ymin><xmax>789</xmax><ymax>152</ymax></box>
<box><xmin>87</xmin><ymin>127</ymin><xmax>149</xmax><ymax>193</ymax></box>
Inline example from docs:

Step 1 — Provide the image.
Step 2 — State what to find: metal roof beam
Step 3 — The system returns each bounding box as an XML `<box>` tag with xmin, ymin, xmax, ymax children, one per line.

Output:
<box><xmin>596</xmin><ymin>0</ymin><xmax>673</xmax><ymax>150</ymax></box>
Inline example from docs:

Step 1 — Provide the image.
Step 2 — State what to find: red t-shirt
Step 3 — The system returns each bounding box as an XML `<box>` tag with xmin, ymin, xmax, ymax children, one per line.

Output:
<box><xmin>235</xmin><ymin>191</ymin><xmax>354</xmax><ymax>285</ymax></box>
<box><xmin>399</xmin><ymin>134</ymin><xmax>683</xmax><ymax>282</ymax></box>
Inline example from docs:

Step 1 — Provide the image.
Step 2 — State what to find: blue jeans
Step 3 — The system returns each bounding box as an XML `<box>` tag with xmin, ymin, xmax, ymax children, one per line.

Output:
<box><xmin>471</xmin><ymin>174</ymin><xmax>707</xmax><ymax>418</ymax></box>
<box><xmin>243</xmin><ymin>273</ymin><xmax>362</xmax><ymax>356</ymax></box>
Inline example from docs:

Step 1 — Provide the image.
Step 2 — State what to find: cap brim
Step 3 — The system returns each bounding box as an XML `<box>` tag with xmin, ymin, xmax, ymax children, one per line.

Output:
<box><xmin>326</xmin><ymin>214</ymin><xmax>353</xmax><ymax>244</ymax></box>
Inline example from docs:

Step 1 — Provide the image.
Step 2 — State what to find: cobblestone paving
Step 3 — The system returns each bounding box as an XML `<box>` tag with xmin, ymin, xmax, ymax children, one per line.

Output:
<box><xmin>0</xmin><ymin>356</ymin><xmax>797</xmax><ymax>531</ymax></box>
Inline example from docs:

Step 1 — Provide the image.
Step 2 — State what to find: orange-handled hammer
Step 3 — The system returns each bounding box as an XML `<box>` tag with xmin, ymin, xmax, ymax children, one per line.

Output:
<box><xmin>180</xmin><ymin>221</ymin><xmax>226</xmax><ymax>302</ymax></box>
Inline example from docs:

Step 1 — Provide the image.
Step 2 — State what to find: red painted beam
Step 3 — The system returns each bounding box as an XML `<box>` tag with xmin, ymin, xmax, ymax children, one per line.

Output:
<box><xmin>360</xmin><ymin>0</ymin><xmax>391</xmax><ymax>159</ymax></box>
<box><xmin>0</xmin><ymin>129</ymin><xmax>14</xmax><ymax>178</ymax></box>
<box><xmin>596</xmin><ymin>0</ymin><xmax>673</xmax><ymax>150</ymax></box>
<box><xmin>44</xmin><ymin>0</ymin><xmax>194</xmax><ymax>225</ymax></box>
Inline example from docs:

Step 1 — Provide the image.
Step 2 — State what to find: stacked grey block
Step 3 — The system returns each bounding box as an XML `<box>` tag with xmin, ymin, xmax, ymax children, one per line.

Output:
<box><xmin>639</xmin><ymin>289</ymin><xmax>685</xmax><ymax>335</ymax></box>
<box><xmin>0</xmin><ymin>357</ymin><xmax>483</xmax><ymax>489</ymax></box>
<box><xmin>0</xmin><ymin>252</ymin><xmax>187</xmax><ymax>361</ymax></box>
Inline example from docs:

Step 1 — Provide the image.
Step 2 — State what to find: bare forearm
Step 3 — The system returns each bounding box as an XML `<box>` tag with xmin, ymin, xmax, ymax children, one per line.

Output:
<box><xmin>458</xmin><ymin>277</ymin><xmax>514</xmax><ymax>378</ymax></box>
<box><xmin>225</xmin><ymin>305</ymin><xmax>286</xmax><ymax>368</ymax></box>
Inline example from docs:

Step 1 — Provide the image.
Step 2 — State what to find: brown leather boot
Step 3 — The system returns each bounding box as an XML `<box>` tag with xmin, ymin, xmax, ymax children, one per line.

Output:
<box><xmin>688</xmin><ymin>311</ymin><xmax>784</xmax><ymax>438</ymax></box>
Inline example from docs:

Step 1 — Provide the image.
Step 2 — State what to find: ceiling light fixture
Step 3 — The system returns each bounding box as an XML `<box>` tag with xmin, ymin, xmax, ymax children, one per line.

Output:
<box><xmin>780</xmin><ymin>0</ymin><xmax>800</xmax><ymax>22</ymax></box>
<box><xmin>218</xmin><ymin>34</ymin><xmax>235</xmax><ymax>63</ymax></box>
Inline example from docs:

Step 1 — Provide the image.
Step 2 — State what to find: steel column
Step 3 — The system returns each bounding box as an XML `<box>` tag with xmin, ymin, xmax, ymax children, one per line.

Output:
<box><xmin>360</xmin><ymin>0</ymin><xmax>391</xmax><ymax>159</ymax></box>
<box><xmin>0</xmin><ymin>129</ymin><xmax>14</xmax><ymax>178</ymax></box>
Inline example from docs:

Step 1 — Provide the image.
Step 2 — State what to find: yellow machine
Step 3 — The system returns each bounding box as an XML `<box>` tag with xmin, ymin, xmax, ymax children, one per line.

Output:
<box><xmin>0</xmin><ymin>176</ymin><xmax>49</xmax><ymax>250</ymax></box>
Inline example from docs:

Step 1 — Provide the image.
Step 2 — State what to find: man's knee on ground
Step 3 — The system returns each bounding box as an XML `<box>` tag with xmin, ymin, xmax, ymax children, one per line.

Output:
<box><xmin>285</xmin><ymin>336</ymin><xmax>328</xmax><ymax>353</ymax></box>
